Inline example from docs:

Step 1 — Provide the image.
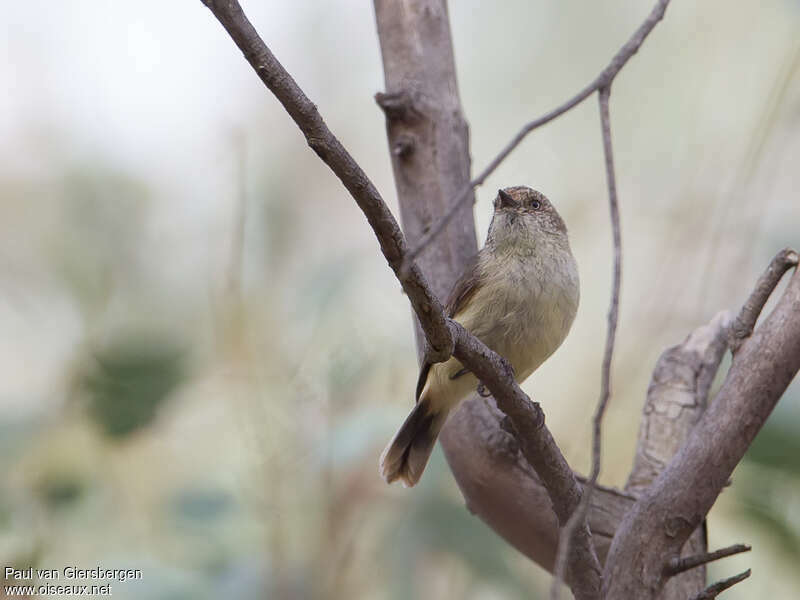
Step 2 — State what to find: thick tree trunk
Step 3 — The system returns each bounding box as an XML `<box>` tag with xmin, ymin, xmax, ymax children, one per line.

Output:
<box><xmin>373</xmin><ymin>0</ymin><xmax>476</xmax><ymax>305</ymax></box>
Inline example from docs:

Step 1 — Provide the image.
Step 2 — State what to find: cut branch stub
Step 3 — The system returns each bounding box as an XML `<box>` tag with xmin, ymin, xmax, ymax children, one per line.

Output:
<box><xmin>375</xmin><ymin>91</ymin><xmax>421</xmax><ymax>123</ymax></box>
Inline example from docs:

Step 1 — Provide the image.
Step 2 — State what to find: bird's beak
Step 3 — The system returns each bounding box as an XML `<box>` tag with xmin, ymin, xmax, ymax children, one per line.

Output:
<box><xmin>497</xmin><ymin>189</ymin><xmax>518</xmax><ymax>210</ymax></box>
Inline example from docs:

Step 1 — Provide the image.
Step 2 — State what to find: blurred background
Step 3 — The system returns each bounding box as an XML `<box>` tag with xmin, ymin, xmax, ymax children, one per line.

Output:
<box><xmin>1</xmin><ymin>0</ymin><xmax>799</xmax><ymax>598</ymax></box>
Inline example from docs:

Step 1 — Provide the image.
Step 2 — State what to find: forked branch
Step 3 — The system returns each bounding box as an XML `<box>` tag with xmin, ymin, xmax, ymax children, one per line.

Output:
<box><xmin>603</xmin><ymin>251</ymin><xmax>800</xmax><ymax>599</ymax></box>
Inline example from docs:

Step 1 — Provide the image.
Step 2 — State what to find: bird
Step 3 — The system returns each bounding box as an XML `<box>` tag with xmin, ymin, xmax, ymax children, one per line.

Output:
<box><xmin>380</xmin><ymin>186</ymin><xmax>580</xmax><ymax>487</ymax></box>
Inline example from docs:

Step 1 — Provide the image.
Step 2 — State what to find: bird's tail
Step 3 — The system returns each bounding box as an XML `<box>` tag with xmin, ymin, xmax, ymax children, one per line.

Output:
<box><xmin>379</xmin><ymin>398</ymin><xmax>448</xmax><ymax>487</ymax></box>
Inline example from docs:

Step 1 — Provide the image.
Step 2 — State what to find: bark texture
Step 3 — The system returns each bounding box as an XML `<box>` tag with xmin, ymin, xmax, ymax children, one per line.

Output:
<box><xmin>604</xmin><ymin>262</ymin><xmax>800</xmax><ymax>598</ymax></box>
<box><xmin>626</xmin><ymin>312</ymin><xmax>730</xmax><ymax>597</ymax></box>
<box><xmin>373</xmin><ymin>0</ymin><xmax>476</xmax><ymax>306</ymax></box>
<box><xmin>371</xmin><ymin>1</ymin><xmax>706</xmax><ymax>598</ymax></box>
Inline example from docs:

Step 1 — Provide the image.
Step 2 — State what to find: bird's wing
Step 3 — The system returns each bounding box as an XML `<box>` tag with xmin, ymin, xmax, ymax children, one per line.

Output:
<box><xmin>415</xmin><ymin>363</ymin><xmax>431</xmax><ymax>401</ymax></box>
<box><xmin>415</xmin><ymin>253</ymin><xmax>481</xmax><ymax>401</ymax></box>
<box><xmin>444</xmin><ymin>253</ymin><xmax>481</xmax><ymax>318</ymax></box>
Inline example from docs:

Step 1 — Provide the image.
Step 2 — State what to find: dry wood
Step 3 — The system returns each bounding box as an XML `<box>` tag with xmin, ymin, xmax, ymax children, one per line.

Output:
<box><xmin>690</xmin><ymin>569</ymin><xmax>751</xmax><ymax>600</ymax></box>
<box><xmin>626</xmin><ymin>311</ymin><xmax>731</xmax><ymax>597</ymax></box>
<box><xmin>604</xmin><ymin>253</ymin><xmax>800</xmax><ymax>598</ymax></box>
<box><xmin>665</xmin><ymin>544</ymin><xmax>751</xmax><ymax>577</ymax></box>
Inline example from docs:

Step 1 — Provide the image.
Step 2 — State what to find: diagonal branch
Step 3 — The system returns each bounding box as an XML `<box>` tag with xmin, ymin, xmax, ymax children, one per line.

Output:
<box><xmin>202</xmin><ymin>1</ymin><xmax>602</xmax><ymax>597</ymax></box>
<box><xmin>730</xmin><ymin>248</ymin><xmax>799</xmax><ymax>352</ymax></box>
<box><xmin>403</xmin><ymin>0</ymin><xmax>671</xmax><ymax>269</ymax></box>
<box><xmin>199</xmin><ymin>0</ymin><xmax>454</xmax><ymax>362</ymax></box>
<box><xmin>665</xmin><ymin>544</ymin><xmax>751</xmax><ymax>577</ymax></box>
<box><xmin>689</xmin><ymin>569</ymin><xmax>751</xmax><ymax>600</ymax></box>
<box><xmin>448</xmin><ymin>322</ymin><xmax>602</xmax><ymax>599</ymax></box>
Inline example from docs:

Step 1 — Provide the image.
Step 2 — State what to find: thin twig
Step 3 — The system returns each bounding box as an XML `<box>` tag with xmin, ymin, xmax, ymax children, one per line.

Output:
<box><xmin>729</xmin><ymin>248</ymin><xmax>799</xmax><ymax>352</ymax></box>
<box><xmin>403</xmin><ymin>0</ymin><xmax>671</xmax><ymax>270</ymax></box>
<box><xmin>689</xmin><ymin>569</ymin><xmax>751</xmax><ymax>600</ymax></box>
<box><xmin>551</xmin><ymin>85</ymin><xmax>622</xmax><ymax>600</ymax></box>
<box><xmin>665</xmin><ymin>544</ymin><xmax>751</xmax><ymax>576</ymax></box>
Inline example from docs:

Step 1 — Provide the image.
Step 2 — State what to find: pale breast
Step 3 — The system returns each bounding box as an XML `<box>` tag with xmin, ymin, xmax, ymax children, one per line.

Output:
<box><xmin>456</xmin><ymin>244</ymin><xmax>579</xmax><ymax>384</ymax></box>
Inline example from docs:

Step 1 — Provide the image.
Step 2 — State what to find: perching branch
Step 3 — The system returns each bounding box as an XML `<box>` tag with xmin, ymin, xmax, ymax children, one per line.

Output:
<box><xmin>402</xmin><ymin>0</ymin><xmax>671</xmax><ymax>269</ymax></box>
<box><xmin>689</xmin><ymin>569</ymin><xmax>752</xmax><ymax>600</ymax></box>
<box><xmin>203</xmin><ymin>1</ymin><xmax>602</xmax><ymax>597</ymax></box>
<box><xmin>665</xmin><ymin>544</ymin><xmax>751</xmax><ymax>577</ymax></box>
<box><xmin>603</xmin><ymin>250</ymin><xmax>800</xmax><ymax>599</ymax></box>
<box><xmin>448</xmin><ymin>322</ymin><xmax>603</xmax><ymax>599</ymax></box>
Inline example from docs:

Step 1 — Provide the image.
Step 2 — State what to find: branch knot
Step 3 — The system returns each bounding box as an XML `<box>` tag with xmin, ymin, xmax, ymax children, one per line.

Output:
<box><xmin>375</xmin><ymin>91</ymin><xmax>421</xmax><ymax>123</ymax></box>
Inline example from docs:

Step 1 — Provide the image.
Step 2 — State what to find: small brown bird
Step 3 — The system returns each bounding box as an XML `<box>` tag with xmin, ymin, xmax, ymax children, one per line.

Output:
<box><xmin>380</xmin><ymin>186</ymin><xmax>580</xmax><ymax>486</ymax></box>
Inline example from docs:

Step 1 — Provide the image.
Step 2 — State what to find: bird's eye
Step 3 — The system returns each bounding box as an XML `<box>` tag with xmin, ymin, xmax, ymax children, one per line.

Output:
<box><xmin>531</xmin><ymin>200</ymin><xmax>541</xmax><ymax>210</ymax></box>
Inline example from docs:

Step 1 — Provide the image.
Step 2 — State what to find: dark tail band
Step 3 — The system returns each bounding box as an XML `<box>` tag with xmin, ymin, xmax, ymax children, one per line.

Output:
<box><xmin>379</xmin><ymin>399</ymin><xmax>446</xmax><ymax>487</ymax></box>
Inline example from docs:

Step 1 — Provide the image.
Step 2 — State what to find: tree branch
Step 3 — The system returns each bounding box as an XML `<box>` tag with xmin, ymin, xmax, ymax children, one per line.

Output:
<box><xmin>202</xmin><ymin>0</ymin><xmax>456</xmax><ymax>362</ymax></box>
<box><xmin>442</xmin><ymin>400</ymin><xmax>636</xmax><ymax>572</ymax></box>
<box><xmin>371</xmin><ymin>0</ymin><xmax>478</xmax><ymax>329</ymax></box>
<box><xmin>627</xmin><ymin>310</ymin><xmax>731</xmax><ymax>598</ymax></box>
<box><xmin>627</xmin><ymin>311</ymin><xmax>731</xmax><ymax>493</ymax></box>
<box><xmin>604</xmin><ymin>250</ymin><xmax>800</xmax><ymax>599</ymax></box>
<box><xmin>729</xmin><ymin>248</ymin><xmax>799</xmax><ymax>352</ymax></box>
<box><xmin>665</xmin><ymin>544</ymin><xmax>751</xmax><ymax>577</ymax></box>
<box><xmin>204</xmin><ymin>1</ymin><xmax>602</xmax><ymax>597</ymax></box>
<box><xmin>689</xmin><ymin>569</ymin><xmax>751</xmax><ymax>600</ymax></box>
<box><xmin>448</xmin><ymin>322</ymin><xmax>603</xmax><ymax>599</ymax></box>
<box><xmin>402</xmin><ymin>0</ymin><xmax>671</xmax><ymax>269</ymax></box>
